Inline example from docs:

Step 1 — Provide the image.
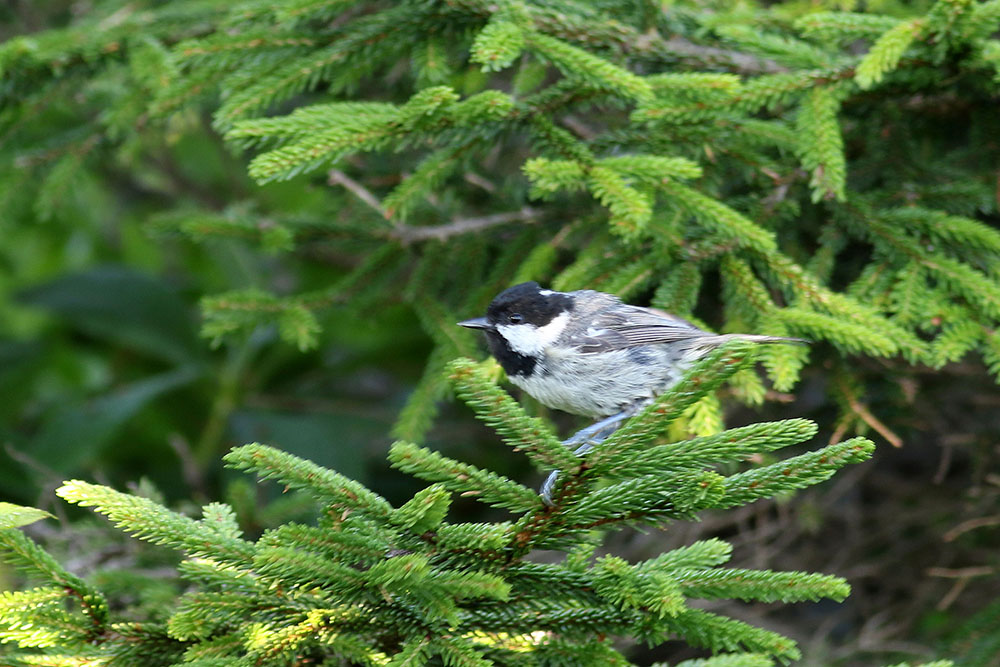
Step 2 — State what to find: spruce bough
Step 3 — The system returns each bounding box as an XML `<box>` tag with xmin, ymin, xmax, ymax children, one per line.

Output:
<box><xmin>5</xmin><ymin>0</ymin><xmax>1000</xmax><ymax>450</ymax></box>
<box><xmin>1</xmin><ymin>346</ymin><xmax>874</xmax><ymax>665</ymax></box>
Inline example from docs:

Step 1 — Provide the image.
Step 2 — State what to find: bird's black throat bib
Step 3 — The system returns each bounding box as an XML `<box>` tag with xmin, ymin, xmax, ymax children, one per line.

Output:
<box><xmin>485</xmin><ymin>331</ymin><xmax>537</xmax><ymax>377</ymax></box>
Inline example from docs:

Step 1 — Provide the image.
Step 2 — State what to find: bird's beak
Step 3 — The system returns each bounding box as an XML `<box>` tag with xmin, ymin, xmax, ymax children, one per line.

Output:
<box><xmin>457</xmin><ymin>317</ymin><xmax>495</xmax><ymax>332</ymax></box>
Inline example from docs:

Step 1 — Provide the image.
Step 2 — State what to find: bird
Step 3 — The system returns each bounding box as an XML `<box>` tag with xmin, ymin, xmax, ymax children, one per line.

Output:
<box><xmin>458</xmin><ymin>281</ymin><xmax>806</xmax><ymax>502</ymax></box>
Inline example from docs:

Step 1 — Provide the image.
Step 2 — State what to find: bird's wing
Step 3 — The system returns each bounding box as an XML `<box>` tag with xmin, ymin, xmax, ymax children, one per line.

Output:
<box><xmin>569</xmin><ymin>305</ymin><xmax>711</xmax><ymax>353</ymax></box>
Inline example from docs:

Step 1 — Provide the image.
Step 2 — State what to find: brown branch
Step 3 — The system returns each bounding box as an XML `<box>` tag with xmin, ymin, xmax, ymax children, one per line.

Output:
<box><xmin>388</xmin><ymin>207</ymin><xmax>542</xmax><ymax>244</ymax></box>
<box><xmin>328</xmin><ymin>167</ymin><xmax>540</xmax><ymax>243</ymax></box>
<box><xmin>463</xmin><ymin>172</ymin><xmax>497</xmax><ymax>193</ymax></box>
<box><xmin>328</xmin><ymin>168</ymin><xmax>388</xmax><ymax>218</ymax></box>
<box><xmin>943</xmin><ymin>515</ymin><xmax>1000</xmax><ymax>542</ymax></box>
<box><xmin>167</xmin><ymin>433</ymin><xmax>208</xmax><ymax>499</ymax></box>
<box><xmin>832</xmin><ymin>374</ymin><xmax>903</xmax><ymax>448</ymax></box>
<box><xmin>849</xmin><ymin>399</ymin><xmax>903</xmax><ymax>448</ymax></box>
<box><xmin>655</xmin><ymin>35</ymin><xmax>789</xmax><ymax>74</ymax></box>
<box><xmin>935</xmin><ymin>577</ymin><xmax>969</xmax><ymax>612</ymax></box>
<box><xmin>926</xmin><ymin>566</ymin><xmax>995</xmax><ymax>578</ymax></box>
<box><xmin>926</xmin><ymin>567</ymin><xmax>994</xmax><ymax>610</ymax></box>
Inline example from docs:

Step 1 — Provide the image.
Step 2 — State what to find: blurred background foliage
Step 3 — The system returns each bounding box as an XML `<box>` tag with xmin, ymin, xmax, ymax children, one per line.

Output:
<box><xmin>1</xmin><ymin>0</ymin><xmax>1000</xmax><ymax>665</ymax></box>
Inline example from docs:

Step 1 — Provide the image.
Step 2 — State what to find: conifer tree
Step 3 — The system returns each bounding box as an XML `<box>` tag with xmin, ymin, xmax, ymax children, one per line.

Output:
<box><xmin>2</xmin><ymin>0</ymin><xmax>999</xmax><ymax>441</ymax></box>
<box><xmin>2</xmin><ymin>0</ymin><xmax>997</xmax><ymax>664</ymax></box>
<box><xmin>0</xmin><ymin>345</ymin><xmax>882</xmax><ymax>665</ymax></box>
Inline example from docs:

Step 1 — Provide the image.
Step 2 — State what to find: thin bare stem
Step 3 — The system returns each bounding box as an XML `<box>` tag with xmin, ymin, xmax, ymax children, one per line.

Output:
<box><xmin>328</xmin><ymin>169</ymin><xmax>388</xmax><ymax>218</ymax></box>
<box><xmin>657</xmin><ymin>36</ymin><xmax>789</xmax><ymax>74</ymax></box>
<box><xmin>943</xmin><ymin>515</ymin><xmax>1000</xmax><ymax>542</ymax></box>
<box><xmin>389</xmin><ymin>207</ymin><xmax>541</xmax><ymax>243</ymax></box>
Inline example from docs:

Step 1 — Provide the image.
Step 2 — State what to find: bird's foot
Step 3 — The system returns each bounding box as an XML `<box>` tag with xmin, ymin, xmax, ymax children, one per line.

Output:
<box><xmin>539</xmin><ymin>411</ymin><xmax>631</xmax><ymax>505</ymax></box>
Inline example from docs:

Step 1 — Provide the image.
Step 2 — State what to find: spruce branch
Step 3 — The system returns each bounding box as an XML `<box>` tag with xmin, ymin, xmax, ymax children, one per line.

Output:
<box><xmin>389</xmin><ymin>483</ymin><xmax>452</xmax><ymax>534</ymax></box>
<box><xmin>662</xmin><ymin>608</ymin><xmax>801</xmax><ymax>661</ymax></box>
<box><xmin>671</xmin><ymin>654</ymin><xmax>775</xmax><ymax>667</ymax></box>
<box><xmin>274</xmin><ymin>0</ymin><xmax>364</xmax><ymax>23</ymax></box>
<box><xmin>777</xmin><ymin>306</ymin><xmax>898</xmax><ymax>355</ymax></box>
<box><xmin>0</xmin><ymin>587</ymin><xmax>88</xmax><ymax>649</ymax></box>
<box><xmin>526</xmin><ymin>32</ymin><xmax>654</xmax><ymax>104</ymax></box>
<box><xmin>719</xmin><ymin>436</ymin><xmax>875</xmax><ymax>508</ymax></box>
<box><xmin>587</xmin><ymin>165</ymin><xmax>654</xmax><ymax>237</ymax></box>
<box><xmin>795</xmin><ymin>12</ymin><xmax>902</xmax><ymax>43</ymax></box>
<box><xmin>446</xmin><ymin>358</ymin><xmax>579</xmax><ymax>471</ymax></box>
<box><xmin>392</xmin><ymin>345</ymin><xmax>452</xmax><ymax>443</ymax></box>
<box><xmin>559</xmin><ymin>470</ymin><xmax>727</xmax><ymax>528</ymax></box>
<box><xmin>388</xmin><ymin>441</ymin><xmax>542</xmax><ymax>513</ymax></box>
<box><xmin>855</xmin><ymin>19</ymin><xmax>925</xmax><ymax>89</ymax></box>
<box><xmin>1</xmin><ymin>384</ymin><xmax>876</xmax><ymax>664</ymax></box>
<box><xmin>641</xmin><ymin>538</ymin><xmax>734</xmax><ymax>571</ymax></box>
<box><xmin>471</xmin><ymin>16</ymin><xmax>526</xmax><ymax>73</ymax></box>
<box><xmin>453</xmin><ymin>0</ymin><xmax>790</xmax><ymax>74</ymax></box>
<box><xmin>587</xmin><ymin>342</ymin><xmax>757</xmax><ymax>471</ymax></box>
<box><xmin>257</xmin><ymin>522</ymin><xmax>386</xmax><ymax>566</ymax></box>
<box><xmin>5</xmin><ymin>0</ymin><xmax>985</xmax><ymax>662</ymax></box>
<box><xmin>0</xmin><ymin>502</ymin><xmax>53</xmax><ymax>530</ymax></box>
<box><xmin>56</xmin><ymin>481</ymin><xmax>255</xmax><ymax>565</ymax></box>
<box><xmin>224</xmin><ymin>443</ymin><xmax>393</xmax><ymax>517</ymax></box>
<box><xmin>670</xmin><ymin>567</ymin><xmax>850</xmax><ymax>603</ymax></box>
<box><xmin>660</xmin><ymin>181</ymin><xmax>778</xmax><ymax>254</ymax></box>
<box><xmin>595</xmin><ymin>418</ymin><xmax>819</xmax><ymax>478</ymax></box>
<box><xmin>796</xmin><ymin>85</ymin><xmax>847</xmax><ymax>202</ymax></box>
<box><xmin>381</xmin><ymin>148</ymin><xmax>463</xmax><ymax>223</ymax></box>
<box><xmin>0</xmin><ymin>529</ymin><xmax>109</xmax><ymax>634</ymax></box>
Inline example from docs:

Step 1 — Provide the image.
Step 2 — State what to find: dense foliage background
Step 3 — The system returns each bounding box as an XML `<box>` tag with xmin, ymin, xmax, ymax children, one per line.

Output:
<box><xmin>1</xmin><ymin>0</ymin><xmax>999</xmax><ymax>664</ymax></box>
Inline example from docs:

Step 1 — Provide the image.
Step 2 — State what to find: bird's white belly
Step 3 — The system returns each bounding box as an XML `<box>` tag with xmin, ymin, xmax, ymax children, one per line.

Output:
<box><xmin>508</xmin><ymin>347</ymin><xmax>685</xmax><ymax>418</ymax></box>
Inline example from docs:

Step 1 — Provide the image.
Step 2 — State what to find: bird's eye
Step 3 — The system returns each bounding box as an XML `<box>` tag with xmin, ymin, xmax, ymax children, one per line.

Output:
<box><xmin>508</xmin><ymin>313</ymin><xmax>524</xmax><ymax>324</ymax></box>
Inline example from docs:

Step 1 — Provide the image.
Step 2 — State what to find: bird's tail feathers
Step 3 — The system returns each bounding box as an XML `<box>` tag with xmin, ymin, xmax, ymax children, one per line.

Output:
<box><xmin>715</xmin><ymin>333</ymin><xmax>810</xmax><ymax>346</ymax></box>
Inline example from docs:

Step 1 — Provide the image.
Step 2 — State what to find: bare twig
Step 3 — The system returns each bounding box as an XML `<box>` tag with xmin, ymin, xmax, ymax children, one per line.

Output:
<box><xmin>653</xmin><ymin>35</ymin><xmax>789</xmax><ymax>75</ymax></box>
<box><xmin>5</xmin><ymin>443</ymin><xmax>64</xmax><ymax>491</ymax></box>
<box><xmin>328</xmin><ymin>169</ymin><xmax>387</xmax><ymax>218</ymax></box>
<box><xmin>828</xmin><ymin>419</ymin><xmax>849</xmax><ymax>446</ymax></box>
<box><xmin>851</xmin><ymin>398</ymin><xmax>903</xmax><ymax>448</ymax></box>
<box><xmin>943</xmin><ymin>514</ymin><xmax>1000</xmax><ymax>542</ymax></box>
<box><xmin>932</xmin><ymin>440</ymin><xmax>953</xmax><ymax>485</ymax></box>
<box><xmin>561</xmin><ymin>115</ymin><xmax>598</xmax><ymax>140</ymax></box>
<box><xmin>926</xmin><ymin>566</ymin><xmax>995</xmax><ymax>578</ymax></box>
<box><xmin>833</xmin><ymin>374</ymin><xmax>904</xmax><ymax>448</ymax></box>
<box><xmin>927</xmin><ymin>566</ymin><xmax>995</xmax><ymax>607</ymax></box>
<box><xmin>168</xmin><ymin>433</ymin><xmax>207</xmax><ymax>499</ymax></box>
<box><xmin>329</xmin><ymin>168</ymin><xmax>539</xmax><ymax>243</ymax></box>
<box><xmin>388</xmin><ymin>207</ymin><xmax>542</xmax><ymax>244</ymax></box>
<box><xmin>936</xmin><ymin>577</ymin><xmax>970</xmax><ymax>611</ymax></box>
<box><xmin>463</xmin><ymin>172</ymin><xmax>497</xmax><ymax>193</ymax></box>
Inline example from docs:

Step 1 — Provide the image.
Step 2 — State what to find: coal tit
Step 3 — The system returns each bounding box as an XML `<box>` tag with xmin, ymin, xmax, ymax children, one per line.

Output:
<box><xmin>459</xmin><ymin>281</ymin><xmax>804</xmax><ymax>421</ymax></box>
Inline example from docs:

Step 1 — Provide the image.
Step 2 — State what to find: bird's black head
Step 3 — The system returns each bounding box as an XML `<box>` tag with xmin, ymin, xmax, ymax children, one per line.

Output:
<box><xmin>457</xmin><ymin>282</ymin><xmax>575</xmax><ymax>377</ymax></box>
<box><xmin>484</xmin><ymin>281</ymin><xmax>574</xmax><ymax>329</ymax></box>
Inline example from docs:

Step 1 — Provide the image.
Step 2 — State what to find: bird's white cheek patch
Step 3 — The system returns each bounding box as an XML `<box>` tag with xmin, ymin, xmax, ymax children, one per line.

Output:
<box><xmin>497</xmin><ymin>312</ymin><xmax>570</xmax><ymax>356</ymax></box>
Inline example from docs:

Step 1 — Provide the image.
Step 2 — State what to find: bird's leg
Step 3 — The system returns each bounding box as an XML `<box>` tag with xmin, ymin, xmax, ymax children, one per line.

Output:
<box><xmin>540</xmin><ymin>410</ymin><xmax>632</xmax><ymax>505</ymax></box>
<box><xmin>561</xmin><ymin>411</ymin><xmax>632</xmax><ymax>454</ymax></box>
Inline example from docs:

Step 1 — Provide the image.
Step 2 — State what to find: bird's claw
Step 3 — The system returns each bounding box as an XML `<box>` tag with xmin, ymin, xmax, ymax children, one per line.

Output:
<box><xmin>539</xmin><ymin>411</ymin><xmax>632</xmax><ymax>505</ymax></box>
